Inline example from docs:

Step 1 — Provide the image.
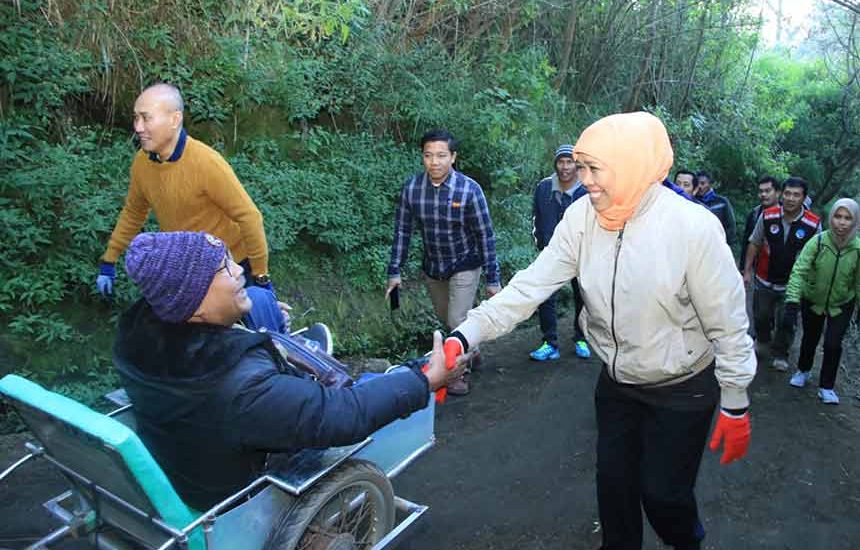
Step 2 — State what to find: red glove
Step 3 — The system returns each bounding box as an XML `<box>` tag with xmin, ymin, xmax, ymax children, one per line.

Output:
<box><xmin>708</xmin><ymin>410</ymin><xmax>751</xmax><ymax>465</ymax></box>
<box><xmin>434</xmin><ymin>337</ymin><xmax>464</xmax><ymax>404</ymax></box>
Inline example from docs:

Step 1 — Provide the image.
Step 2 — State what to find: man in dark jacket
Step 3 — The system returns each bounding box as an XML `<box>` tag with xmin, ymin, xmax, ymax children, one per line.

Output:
<box><xmin>696</xmin><ymin>171</ymin><xmax>737</xmax><ymax>247</ymax></box>
<box><xmin>529</xmin><ymin>144</ymin><xmax>590</xmax><ymax>361</ymax></box>
<box><xmin>674</xmin><ymin>169</ymin><xmax>697</xmax><ymax>198</ymax></box>
<box><xmin>743</xmin><ymin>177</ymin><xmax>821</xmax><ymax>371</ymax></box>
<box><xmin>113</xmin><ymin>231</ymin><xmax>460</xmax><ymax>510</ymax></box>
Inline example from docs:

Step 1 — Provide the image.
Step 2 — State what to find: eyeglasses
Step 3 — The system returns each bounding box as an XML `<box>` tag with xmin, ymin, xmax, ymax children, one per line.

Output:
<box><xmin>215</xmin><ymin>251</ymin><xmax>237</xmax><ymax>278</ymax></box>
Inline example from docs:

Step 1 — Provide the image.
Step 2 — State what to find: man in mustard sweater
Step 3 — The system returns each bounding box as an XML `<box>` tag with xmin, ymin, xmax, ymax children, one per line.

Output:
<box><xmin>96</xmin><ymin>83</ymin><xmax>270</xmax><ymax>297</ymax></box>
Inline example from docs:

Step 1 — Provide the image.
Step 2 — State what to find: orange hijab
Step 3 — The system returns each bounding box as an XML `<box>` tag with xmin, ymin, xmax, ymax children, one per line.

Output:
<box><xmin>573</xmin><ymin>112</ymin><xmax>674</xmax><ymax>231</ymax></box>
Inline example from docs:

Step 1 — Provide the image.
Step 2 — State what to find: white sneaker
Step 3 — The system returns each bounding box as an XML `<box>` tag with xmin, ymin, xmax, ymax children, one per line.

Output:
<box><xmin>772</xmin><ymin>358</ymin><xmax>789</xmax><ymax>372</ymax></box>
<box><xmin>789</xmin><ymin>371</ymin><xmax>811</xmax><ymax>388</ymax></box>
<box><xmin>818</xmin><ymin>388</ymin><xmax>840</xmax><ymax>405</ymax></box>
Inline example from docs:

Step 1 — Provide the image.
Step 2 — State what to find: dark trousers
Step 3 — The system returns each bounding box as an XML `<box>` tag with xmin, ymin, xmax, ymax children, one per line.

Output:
<box><xmin>538</xmin><ymin>278</ymin><xmax>585</xmax><ymax>346</ymax></box>
<box><xmin>797</xmin><ymin>300</ymin><xmax>855</xmax><ymax>390</ymax></box>
<box><xmin>595</xmin><ymin>366</ymin><xmax>718</xmax><ymax>550</ymax></box>
<box><xmin>243</xmin><ymin>286</ymin><xmax>287</xmax><ymax>333</ymax></box>
<box><xmin>753</xmin><ymin>280</ymin><xmax>794</xmax><ymax>360</ymax></box>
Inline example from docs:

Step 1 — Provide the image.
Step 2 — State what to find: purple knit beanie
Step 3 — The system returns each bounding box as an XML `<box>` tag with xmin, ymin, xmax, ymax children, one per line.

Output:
<box><xmin>125</xmin><ymin>232</ymin><xmax>226</xmax><ymax>323</ymax></box>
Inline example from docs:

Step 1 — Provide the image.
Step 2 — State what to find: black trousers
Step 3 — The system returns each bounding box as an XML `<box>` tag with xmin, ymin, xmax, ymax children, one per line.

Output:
<box><xmin>595</xmin><ymin>366</ymin><xmax>719</xmax><ymax>550</ymax></box>
<box><xmin>797</xmin><ymin>299</ymin><xmax>855</xmax><ymax>390</ymax></box>
<box><xmin>537</xmin><ymin>278</ymin><xmax>585</xmax><ymax>346</ymax></box>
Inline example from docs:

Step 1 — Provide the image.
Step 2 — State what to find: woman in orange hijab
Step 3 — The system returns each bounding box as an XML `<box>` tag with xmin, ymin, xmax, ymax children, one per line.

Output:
<box><xmin>444</xmin><ymin>112</ymin><xmax>756</xmax><ymax>550</ymax></box>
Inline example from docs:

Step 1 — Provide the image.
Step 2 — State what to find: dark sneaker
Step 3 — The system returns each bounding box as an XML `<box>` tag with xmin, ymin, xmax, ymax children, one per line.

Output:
<box><xmin>303</xmin><ymin>322</ymin><xmax>333</xmax><ymax>355</ymax></box>
<box><xmin>447</xmin><ymin>374</ymin><xmax>471</xmax><ymax>396</ymax></box>
<box><xmin>529</xmin><ymin>341</ymin><xmax>560</xmax><ymax>361</ymax></box>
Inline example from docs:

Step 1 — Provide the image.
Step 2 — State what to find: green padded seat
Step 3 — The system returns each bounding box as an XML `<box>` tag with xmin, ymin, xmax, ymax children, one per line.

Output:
<box><xmin>0</xmin><ymin>374</ymin><xmax>204</xmax><ymax>549</ymax></box>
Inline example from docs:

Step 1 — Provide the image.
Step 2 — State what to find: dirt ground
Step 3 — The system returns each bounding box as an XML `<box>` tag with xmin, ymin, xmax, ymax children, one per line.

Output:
<box><xmin>1</xmin><ymin>323</ymin><xmax>859</xmax><ymax>549</ymax></box>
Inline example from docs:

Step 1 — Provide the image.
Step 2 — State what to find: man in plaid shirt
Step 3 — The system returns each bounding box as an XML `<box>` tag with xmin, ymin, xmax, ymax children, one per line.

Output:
<box><xmin>386</xmin><ymin>129</ymin><xmax>502</xmax><ymax>396</ymax></box>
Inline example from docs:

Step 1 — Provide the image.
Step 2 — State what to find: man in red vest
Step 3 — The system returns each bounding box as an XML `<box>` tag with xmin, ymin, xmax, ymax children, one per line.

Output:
<box><xmin>743</xmin><ymin>177</ymin><xmax>821</xmax><ymax>371</ymax></box>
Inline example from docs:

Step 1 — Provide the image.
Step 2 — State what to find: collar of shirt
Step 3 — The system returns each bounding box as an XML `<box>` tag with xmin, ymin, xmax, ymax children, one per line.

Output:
<box><xmin>551</xmin><ymin>173</ymin><xmax>581</xmax><ymax>196</ymax></box>
<box><xmin>422</xmin><ymin>169</ymin><xmax>455</xmax><ymax>189</ymax></box>
<box><xmin>779</xmin><ymin>205</ymin><xmax>805</xmax><ymax>223</ymax></box>
<box><xmin>148</xmin><ymin>128</ymin><xmax>188</xmax><ymax>163</ymax></box>
<box><xmin>700</xmin><ymin>189</ymin><xmax>716</xmax><ymax>202</ymax></box>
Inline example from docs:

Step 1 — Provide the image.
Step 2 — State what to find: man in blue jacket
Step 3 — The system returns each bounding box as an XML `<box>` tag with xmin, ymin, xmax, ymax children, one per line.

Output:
<box><xmin>113</xmin><ymin>231</ymin><xmax>460</xmax><ymax>510</ymax></box>
<box><xmin>529</xmin><ymin>144</ymin><xmax>591</xmax><ymax>361</ymax></box>
<box><xmin>695</xmin><ymin>170</ymin><xmax>737</xmax><ymax>247</ymax></box>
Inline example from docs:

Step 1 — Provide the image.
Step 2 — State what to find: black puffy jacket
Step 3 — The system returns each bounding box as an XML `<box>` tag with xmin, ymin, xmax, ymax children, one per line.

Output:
<box><xmin>113</xmin><ymin>300</ymin><xmax>429</xmax><ymax>510</ymax></box>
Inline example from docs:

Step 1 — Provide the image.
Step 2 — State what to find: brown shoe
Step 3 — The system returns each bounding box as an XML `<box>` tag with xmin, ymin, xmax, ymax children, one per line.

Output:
<box><xmin>447</xmin><ymin>374</ymin><xmax>471</xmax><ymax>396</ymax></box>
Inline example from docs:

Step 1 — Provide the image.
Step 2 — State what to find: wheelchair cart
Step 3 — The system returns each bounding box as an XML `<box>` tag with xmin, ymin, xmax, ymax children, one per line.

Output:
<box><xmin>0</xmin><ymin>374</ymin><xmax>435</xmax><ymax>550</ymax></box>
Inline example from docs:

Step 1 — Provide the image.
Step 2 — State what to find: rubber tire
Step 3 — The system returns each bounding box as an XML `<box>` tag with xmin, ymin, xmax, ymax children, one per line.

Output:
<box><xmin>263</xmin><ymin>459</ymin><xmax>395</xmax><ymax>550</ymax></box>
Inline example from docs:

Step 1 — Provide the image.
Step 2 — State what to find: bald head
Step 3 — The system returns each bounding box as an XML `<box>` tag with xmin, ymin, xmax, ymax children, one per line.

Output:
<box><xmin>133</xmin><ymin>84</ymin><xmax>184</xmax><ymax>159</ymax></box>
<box><xmin>140</xmin><ymin>83</ymin><xmax>184</xmax><ymax>113</ymax></box>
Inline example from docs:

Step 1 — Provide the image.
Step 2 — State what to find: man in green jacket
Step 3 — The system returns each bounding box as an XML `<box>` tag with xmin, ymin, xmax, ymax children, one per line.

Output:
<box><xmin>783</xmin><ymin>198</ymin><xmax>860</xmax><ymax>404</ymax></box>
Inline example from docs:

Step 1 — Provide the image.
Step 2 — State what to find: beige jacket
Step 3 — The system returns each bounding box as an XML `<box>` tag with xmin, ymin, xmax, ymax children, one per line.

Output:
<box><xmin>457</xmin><ymin>185</ymin><xmax>755</xmax><ymax>409</ymax></box>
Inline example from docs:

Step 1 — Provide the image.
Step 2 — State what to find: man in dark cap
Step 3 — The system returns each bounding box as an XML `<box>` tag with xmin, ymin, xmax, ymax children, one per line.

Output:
<box><xmin>113</xmin><ymin>231</ymin><xmax>462</xmax><ymax>510</ymax></box>
<box><xmin>529</xmin><ymin>144</ymin><xmax>591</xmax><ymax>361</ymax></box>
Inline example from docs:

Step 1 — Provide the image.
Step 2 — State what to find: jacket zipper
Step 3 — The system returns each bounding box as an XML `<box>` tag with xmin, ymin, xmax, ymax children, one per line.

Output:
<box><xmin>610</xmin><ymin>228</ymin><xmax>625</xmax><ymax>379</ymax></box>
<box><xmin>824</xmin><ymin>248</ymin><xmax>841</xmax><ymax>312</ymax></box>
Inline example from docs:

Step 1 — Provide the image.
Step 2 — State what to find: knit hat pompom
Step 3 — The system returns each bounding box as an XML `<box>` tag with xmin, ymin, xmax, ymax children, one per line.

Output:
<box><xmin>125</xmin><ymin>232</ymin><xmax>226</xmax><ymax>323</ymax></box>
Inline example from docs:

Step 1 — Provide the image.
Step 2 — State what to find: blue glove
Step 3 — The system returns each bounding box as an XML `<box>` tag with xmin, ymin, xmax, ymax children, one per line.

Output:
<box><xmin>96</xmin><ymin>262</ymin><xmax>116</xmax><ymax>297</ymax></box>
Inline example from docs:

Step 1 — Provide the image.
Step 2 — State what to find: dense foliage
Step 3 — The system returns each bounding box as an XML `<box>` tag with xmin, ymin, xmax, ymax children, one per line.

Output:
<box><xmin>1</xmin><ymin>0</ymin><xmax>858</xmax><ymax>415</ymax></box>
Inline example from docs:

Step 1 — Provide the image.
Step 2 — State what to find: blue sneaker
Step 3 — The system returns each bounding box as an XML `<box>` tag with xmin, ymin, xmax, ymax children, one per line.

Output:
<box><xmin>530</xmin><ymin>342</ymin><xmax>560</xmax><ymax>361</ymax></box>
<box><xmin>574</xmin><ymin>340</ymin><xmax>591</xmax><ymax>359</ymax></box>
<box><xmin>818</xmin><ymin>388</ymin><xmax>840</xmax><ymax>405</ymax></box>
<box><xmin>789</xmin><ymin>370</ymin><xmax>811</xmax><ymax>388</ymax></box>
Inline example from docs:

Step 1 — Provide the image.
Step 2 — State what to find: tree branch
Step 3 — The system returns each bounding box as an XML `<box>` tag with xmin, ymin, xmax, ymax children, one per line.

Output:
<box><xmin>829</xmin><ymin>0</ymin><xmax>860</xmax><ymax>16</ymax></box>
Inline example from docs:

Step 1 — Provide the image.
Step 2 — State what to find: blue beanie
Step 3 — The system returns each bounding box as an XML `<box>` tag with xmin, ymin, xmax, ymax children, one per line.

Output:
<box><xmin>125</xmin><ymin>232</ymin><xmax>226</xmax><ymax>323</ymax></box>
<box><xmin>555</xmin><ymin>144</ymin><xmax>574</xmax><ymax>163</ymax></box>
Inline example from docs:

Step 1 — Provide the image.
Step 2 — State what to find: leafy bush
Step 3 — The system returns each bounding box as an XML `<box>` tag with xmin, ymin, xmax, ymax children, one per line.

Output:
<box><xmin>2</xmin><ymin>0</ymin><xmax>857</xmax><ymax>433</ymax></box>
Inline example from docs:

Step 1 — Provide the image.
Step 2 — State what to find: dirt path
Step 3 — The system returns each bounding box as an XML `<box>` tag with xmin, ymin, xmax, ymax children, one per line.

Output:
<box><xmin>393</xmin><ymin>324</ymin><xmax>860</xmax><ymax>550</ymax></box>
<box><xmin>2</xmin><ymin>324</ymin><xmax>859</xmax><ymax>549</ymax></box>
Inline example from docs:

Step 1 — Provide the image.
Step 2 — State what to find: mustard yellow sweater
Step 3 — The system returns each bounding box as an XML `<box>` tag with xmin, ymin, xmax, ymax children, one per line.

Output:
<box><xmin>103</xmin><ymin>136</ymin><xmax>268</xmax><ymax>275</ymax></box>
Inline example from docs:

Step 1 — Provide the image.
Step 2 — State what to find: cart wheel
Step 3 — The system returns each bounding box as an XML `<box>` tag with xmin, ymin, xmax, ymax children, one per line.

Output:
<box><xmin>264</xmin><ymin>459</ymin><xmax>395</xmax><ymax>550</ymax></box>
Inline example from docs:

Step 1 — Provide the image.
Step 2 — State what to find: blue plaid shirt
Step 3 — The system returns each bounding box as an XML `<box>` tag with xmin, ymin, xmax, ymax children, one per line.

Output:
<box><xmin>388</xmin><ymin>170</ymin><xmax>500</xmax><ymax>286</ymax></box>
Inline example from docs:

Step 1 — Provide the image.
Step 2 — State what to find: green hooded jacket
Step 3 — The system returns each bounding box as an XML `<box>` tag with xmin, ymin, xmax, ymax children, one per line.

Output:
<box><xmin>785</xmin><ymin>230</ymin><xmax>860</xmax><ymax>316</ymax></box>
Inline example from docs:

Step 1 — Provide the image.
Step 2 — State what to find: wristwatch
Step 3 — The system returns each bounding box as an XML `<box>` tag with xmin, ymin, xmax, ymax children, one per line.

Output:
<box><xmin>253</xmin><ymin>273</ymin><xmax>271</xmax><ymax>285</ymax></box>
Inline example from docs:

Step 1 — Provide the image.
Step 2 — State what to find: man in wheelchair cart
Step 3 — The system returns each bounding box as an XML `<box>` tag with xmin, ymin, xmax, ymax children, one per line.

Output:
<box><xmin>0</xmin><ymin>230</ymin><xmax>464</xmax><ymax>550</ymax></box>
<box><xmin>115</xmin><ymin>230</ymin><xmax>461</xmax><ymax>510</ymax></box>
